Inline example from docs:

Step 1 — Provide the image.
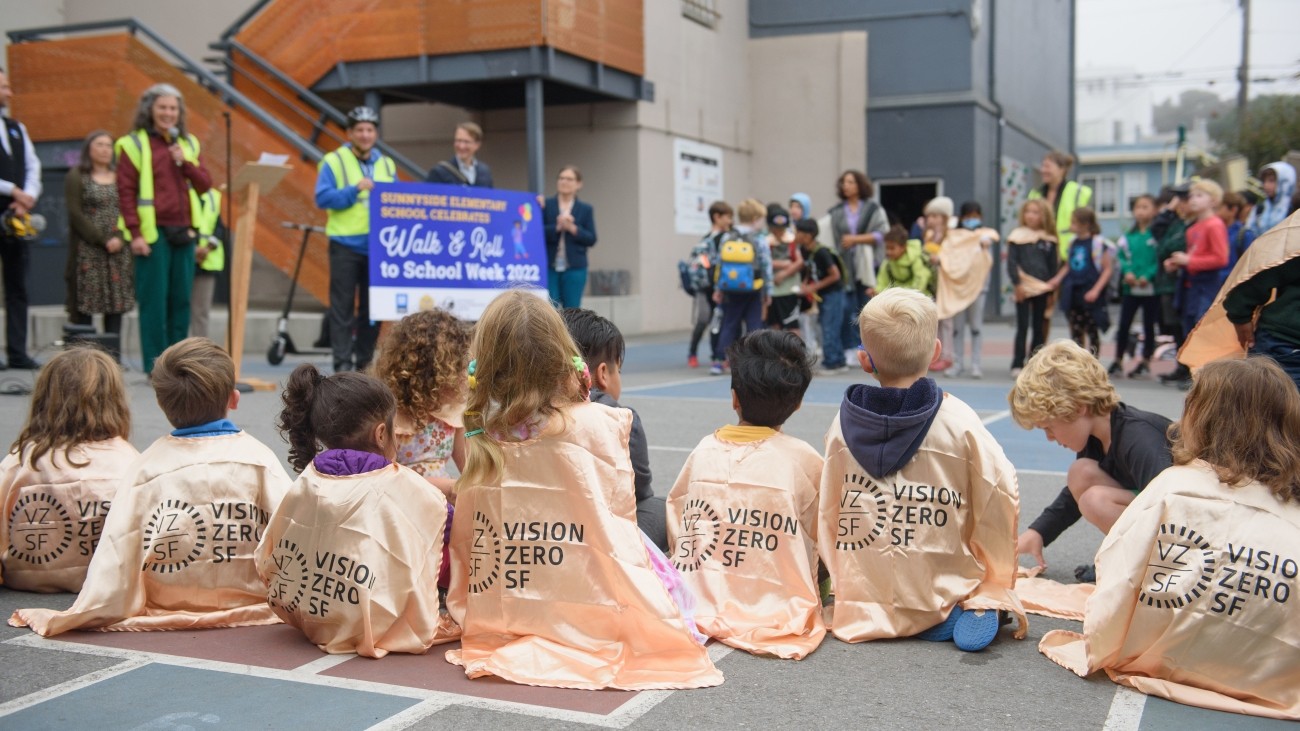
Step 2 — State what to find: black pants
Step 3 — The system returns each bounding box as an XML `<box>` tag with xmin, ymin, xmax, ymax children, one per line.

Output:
<box><xmin>0</xmin><ymin>234</ymin><xmax>30</xmax><ymax>361</ymax></box>
<box><xmin>328</xmin><ymin>241</ymin><xmax>380</xmax><ymax>372</ymax></box>
<box><xmin>1115</xmin><ymin>295</ymin><xmax>1158</xmax><ymax>361</ymax></box>
<box><xmin>1012</xmin><ymin>293</ymin><xmax>1049</xmax><ymax>369</ymax></box>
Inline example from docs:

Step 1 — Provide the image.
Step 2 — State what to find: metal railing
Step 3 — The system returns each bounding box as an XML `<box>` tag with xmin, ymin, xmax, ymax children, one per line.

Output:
<box><xmin>8</xmin><ymin>18</ymin><xmax>324</xmax><ymax>163</ymax></box>
<box><xmin>215</xmin><ymin>38</ymin><xmax>426</xmax><ymax>179</ymax></box>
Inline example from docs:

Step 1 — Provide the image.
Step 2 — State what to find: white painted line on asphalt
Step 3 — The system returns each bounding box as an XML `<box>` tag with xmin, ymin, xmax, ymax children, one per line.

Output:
<box><xmin>1102</xmin><ymin>686</ymin><xmax>1148</xmax><ymax>731</ymax></box>
<box><xmin>362</xmin><ymin>698</ymin><xmax>450</xmax><ymax>731</ymax></box>
<box><xmin>981</xmin><ymin>409</ymin><xmax>1012</xmax><ymax>425</ymax></box>
<box><xmin>0</xmin><ymin>633</ymin><xmax>702</xmax><ymax>729</ymax></box>
<box><xmin>0</xmin><ymin>655</ymin><xmax>149</xmax><ymax>718</ymax></box>
<box><xmin>649</xmin><ymin>445</ymin><xmax>693</xmax><ymax>453</ymax></box>
<box><xmin>1016</xmin><ymin>469</ymin><xmax>1069</xmax><ymax>477</ymax></box>
<box><xmin>292</xmin><ymin>653</ymin><xmax>355</xmax><ymax>674</ymax></box>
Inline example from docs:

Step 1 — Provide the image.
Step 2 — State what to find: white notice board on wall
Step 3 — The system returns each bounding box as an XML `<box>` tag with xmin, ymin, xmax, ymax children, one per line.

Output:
<box><xmin>673</xmin><ymin>138</ymin><xmax>724</xmax><ymax>235</ymax></box>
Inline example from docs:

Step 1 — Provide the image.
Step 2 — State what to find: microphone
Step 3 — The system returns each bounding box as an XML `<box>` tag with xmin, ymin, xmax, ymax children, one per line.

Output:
<box><xmin>168</xmin><ymin>127</ymin><xmax>182</xmax><ymax>166</ymax></box>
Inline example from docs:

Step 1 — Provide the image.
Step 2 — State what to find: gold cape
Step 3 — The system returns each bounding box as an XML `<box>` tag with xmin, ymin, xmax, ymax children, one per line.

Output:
<box><xmin>1180</xmin><ymin>210</ymin><xmax>1300</xmax><ymax>368</ymax></box>
<box><xmin>446</xmin><ymin>401</ymin><xmax>722</xmax><ymax>690</ymax></box>
<box><xmin>819</xmin><ymin>394</ymin><xmax>1027</xmax><ymax>642</ymax></box>
<box><xmin>1039</xmin><ymin>462</ymin><xmax>1300</xmax><ymax>720</ymax></box>
<box><xmin>666</xmin><ymin>429</ymin><xmax>826</xmax><ymax>659</ymax></box>
<box><xmin>256</xmin><ymin>462</ymin><xmax>459</xmax><ymax>658</ymax></box>
<box><xmin>935</xmin><ymin>228</ymin><xmax>997</xmax><ymax>320</ymax></box>
<box><xmin>1</xmin><ymin>438</ymin><xmax>139</xmax><ymax>593</ymax></box>
<box><xmin>10</xmin><ymin>432</ymin><xmax>290</xmax><ymax>635</ymax></box>
<box><xmin>1015</xmin><ymin>566</ymin><xmax>1092</xmax><ymax>621</ymax></box>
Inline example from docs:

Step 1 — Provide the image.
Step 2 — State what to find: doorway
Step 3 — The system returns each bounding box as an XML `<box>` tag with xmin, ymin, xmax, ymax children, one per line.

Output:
<box><xmin>877</xmin><ymin>179</ymin><xmax>943</xmax><ymax>235</ymax></box>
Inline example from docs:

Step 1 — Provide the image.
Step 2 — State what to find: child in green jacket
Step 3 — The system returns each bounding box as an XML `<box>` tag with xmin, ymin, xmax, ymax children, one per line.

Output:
<box><xmin>875</xmin><ymin>225</ymin><xmax>932</xmax><ymax>295</ymax></box>
<box><xmin>1111</xmin><ymin>194</ymin><xmax>1159</xmax><ymax>378</ymax></box>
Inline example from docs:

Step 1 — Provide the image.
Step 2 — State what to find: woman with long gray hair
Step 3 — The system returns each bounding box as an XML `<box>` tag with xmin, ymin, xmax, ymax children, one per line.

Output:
<box><xmin>64</xmin><ymin>130</ymin><xmax>133</xmax><ymax>335</ymax></box>
<box><xmin>116</xmin><ymin>83</ymin><xmax>212</xmax><ymax>375</ymax></box>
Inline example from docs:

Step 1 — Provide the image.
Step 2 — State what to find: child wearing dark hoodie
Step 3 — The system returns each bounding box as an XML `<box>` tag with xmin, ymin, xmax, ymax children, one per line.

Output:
<box><xmin>818</xmin><ymin>289</ymin><xmax>1025</xmax><ymax>652</ymax></box>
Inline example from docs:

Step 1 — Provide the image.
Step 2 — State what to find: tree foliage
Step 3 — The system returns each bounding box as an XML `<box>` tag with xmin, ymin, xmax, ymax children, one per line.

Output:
<box><xmin>1153</xmin><ymin>90</ymin><xmax>1231</xmax><ymax>133</ymax></box>
<box><xmin>1208</xmin><ymin>94</ymin><xmax>1300</xmax><ymax>170</ymax></box>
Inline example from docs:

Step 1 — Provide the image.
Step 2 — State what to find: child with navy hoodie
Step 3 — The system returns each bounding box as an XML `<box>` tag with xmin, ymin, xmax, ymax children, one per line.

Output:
<box><xmin>818</xmin><ymin>289</ymin><xmax>1025</xmax><ymax>651</ymax></box>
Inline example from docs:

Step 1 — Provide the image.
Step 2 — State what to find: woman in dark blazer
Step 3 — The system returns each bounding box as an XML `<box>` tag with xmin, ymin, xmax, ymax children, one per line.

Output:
<box><xmin>543</xmin><ymin>165</ymin><xmax>597</xmax><ymax>308</ymax></box>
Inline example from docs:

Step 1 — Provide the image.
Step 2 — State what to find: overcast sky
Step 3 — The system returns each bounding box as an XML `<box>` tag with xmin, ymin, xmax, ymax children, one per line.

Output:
<box><xmin>1076</xmin><ymin>0</ymin><xmax>1300</xmax><ymax>104</ymax></box>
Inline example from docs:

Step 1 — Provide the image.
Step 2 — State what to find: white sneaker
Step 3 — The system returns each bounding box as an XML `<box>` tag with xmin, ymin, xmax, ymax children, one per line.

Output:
<box><xmin>944</xmin><ymin>365</ymin><xmax>963</xmax><ymax>378</ymax></box>
<box><xmin>970</xmin><ymin>366</ymin><xmax>983</xmax><ymax>379</ymax></box>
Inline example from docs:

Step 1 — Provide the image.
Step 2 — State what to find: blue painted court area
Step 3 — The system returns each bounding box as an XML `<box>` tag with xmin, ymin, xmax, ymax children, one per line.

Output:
<box><xmin>1140</xmin><ymin>697</ymin><xmax>1298</xmax><ymax>730</ymax></box>
<box><xmin>3</xmin><ymin>664</ymin><xmax>418</xmax><ymax>730</ymax></box>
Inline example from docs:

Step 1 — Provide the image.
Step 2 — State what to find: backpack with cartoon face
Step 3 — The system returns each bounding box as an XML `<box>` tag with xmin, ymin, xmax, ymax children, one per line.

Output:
<box><xmin>715</xmin><ymin>237</ymin><xmax>764</xmax><ymax>292</ymax></box>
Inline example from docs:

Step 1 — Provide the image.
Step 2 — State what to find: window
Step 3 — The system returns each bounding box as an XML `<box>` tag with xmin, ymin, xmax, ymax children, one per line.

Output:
<box><xmin>1079</xmin><ymin>173</ymin><xmax>1120</xmax><ymax>218</ymax></box>
<box><xmin>1123</xmin><ymin>170</ymin><xmax>1149</xmax><ymax>214</ymax></box>
<box><xmin>682</xmin><ymin>0</ymin><xmax>720</xmax><ymax>28</ymax></box>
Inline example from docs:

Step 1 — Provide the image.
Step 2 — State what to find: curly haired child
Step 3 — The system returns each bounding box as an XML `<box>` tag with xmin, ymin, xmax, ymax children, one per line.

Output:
<box><xmin>447</xmin><ymin>289</ymin><xmax>721</xmax><ymax>690</ymax></box>
<box><xmin>372</xmin><ymin>308</ymin><xmax>471</xmax><ymax>502</ymax></box>
<box><xmin>0</xmin><ymin>347</ymin><xmax>138</xmax><ymax>593</ymax></box>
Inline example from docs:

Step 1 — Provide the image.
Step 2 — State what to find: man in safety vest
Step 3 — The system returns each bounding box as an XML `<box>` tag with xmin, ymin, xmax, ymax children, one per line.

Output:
<box><xmin>116</xmin><ymin>83</ymin><xmax>213</xmax><ymax>375</ymax></box>
<box><xmin>315</xmin><ymin>106</ymin><xmax>396</xmax><ymax>373</ymax></box>
<box><xmin>189</xmin><ymin>187</ymin><xmax>225</xmax><ymax>339</ymax></box>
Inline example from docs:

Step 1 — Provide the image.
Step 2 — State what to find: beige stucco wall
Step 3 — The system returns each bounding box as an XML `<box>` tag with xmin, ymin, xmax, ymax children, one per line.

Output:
<box><xmin>4</xmin><ymin>0</ymin><xmax>868</xmax><ymax>335</ymax></box>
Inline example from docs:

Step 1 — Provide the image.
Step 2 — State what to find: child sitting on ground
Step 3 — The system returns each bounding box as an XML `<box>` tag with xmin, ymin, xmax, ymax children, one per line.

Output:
<box><xmin>257</xmin><ymin>365</ymin><xmax>457</xmax><ymax>657</ymax></box>
<box><xmin>1010</xmin><ymin>340</ymin><xmax>1173</xmax><ymax>578</ymax></box>
<box><xmin>11</xmin><ymin>338</ymin><xmax>290</xmax><ymax>635</ymax></box>
<box><xmin>1040</xmin><ymin>357</ymin><xmax>1300</xmax><ymax>721</ymax></box>
<box><xmin>447</xmin><ymin>290</ymin><xmax>721</xmax><ymax>690</ymax></box>
<box><xmin>820</xmin><ymin>289</ymin><xmax>1025</xmax><ymax>651</ymax></box>
<box><xmin>562</xmin><ymin>307</ymin><xmax>668</xmax><ymax>551</ymax></box>
<box><xmin>372</xmin><ymin>308</ymin><xmax>469</xmax><ymax>588</ymax></box>
<box><xmin>0</xmin><ymin>347</ymin><xmax>138</xmax><ymax>593</ymax></box>
<box><xmin>668</xmin><ymin>330</ymin><xmax>825</xmax><ymax>659</ymax></box>
<box><xmin>875</xmin><ymin>224</ymin><xmax>931</xmax><ymax>295</ymax></box>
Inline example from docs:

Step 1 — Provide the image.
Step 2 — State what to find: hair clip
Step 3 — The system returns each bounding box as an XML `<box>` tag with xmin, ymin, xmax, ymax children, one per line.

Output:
<box><xmin>467</xmin><ymin>359</ymin><xmax>477</xmax><ymax>389</ymax></box>
<box><xmin>465</xmin><ymin>428</ymin><xmax>484</xmax><ymax>438</ymax></box>
<box><xmin>571</xmin><ymin>356</ymin><xmax>585</xmax><ymax>372</ymax></box>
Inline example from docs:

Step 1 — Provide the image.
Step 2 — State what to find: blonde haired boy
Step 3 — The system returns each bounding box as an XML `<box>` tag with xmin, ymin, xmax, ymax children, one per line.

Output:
<box><xmin>819</xmin><ymin>289</ymin><xmax>1025</xmax><ymax>651</ymax></box>
<box><xmin>1009</xmin><ymin>340</ymin><xmax>1173</xmax><ymax>577</ymax></box>
<box><xmin>12</xmin><ymin>338</ymin><xmax>291</xmax><ymax>636</ymax></box>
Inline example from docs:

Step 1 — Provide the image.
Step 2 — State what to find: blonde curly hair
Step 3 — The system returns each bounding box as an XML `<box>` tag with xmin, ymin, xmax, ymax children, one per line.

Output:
<box><xmin>372</xmin><ymin>308</ymin><xmax>471</xmax><ymax>429</ymax></box>
<box><xmin>1009</xmin><ymin>340</ymin><xmax>1118</xmax><ymax>428</ymax></box>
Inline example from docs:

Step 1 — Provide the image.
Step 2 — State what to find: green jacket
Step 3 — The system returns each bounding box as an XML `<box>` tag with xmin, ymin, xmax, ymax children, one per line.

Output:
<box><xmin>1153</xmin><ymin>218</ymin><xmax>1188</xmax><ymax>296</ymax></box>
<box><xmin>876</xmin><ymin>240</ymin><xmax>931</xmax><ymax>294</ymax></box>
<box><xmin>1224</xmin><ymin>255</ymin><xmax>1300</xmax><ymax>346</ymax></box>
<box><xmin>1118</xmin><ymin>227</ymin><xmax>1157</xmax><ymax>295</ymax></box>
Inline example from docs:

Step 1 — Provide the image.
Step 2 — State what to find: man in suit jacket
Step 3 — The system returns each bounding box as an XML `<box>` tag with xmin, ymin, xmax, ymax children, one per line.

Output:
<box><xmin>0</xmin><ymin>67</ymin><xmax>43</xmax><ymax>370</ymax></box>
<box><xmin>425</xmin><ymin>122</ymin><xmax>493</xmax><ymax>188</ymax></box>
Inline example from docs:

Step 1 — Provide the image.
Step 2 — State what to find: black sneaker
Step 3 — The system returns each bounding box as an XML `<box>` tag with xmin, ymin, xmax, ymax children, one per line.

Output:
<box><xmin>1159</xmin><ymin>364</ymin><xmax>1190</xmax><ymax>384</ymax></box>
<box><xmin>1107</xmin><ymin>361</ymin><xmax>1122</xmax><ymax>376</ymax></box>
<box><xmin>1127</xmin><ymin>361</ymin><xmax>1150</xmax><ymax>378</ymax></box>
<box><xmin>1074</xmin><ymin>563</ymin><xmax>1097</xmax><ymax>583</ymax></box>
<box><xmin>6</xmin><ymin>355</ymin><xmax>41</xmax><ymax>370</ymax></box>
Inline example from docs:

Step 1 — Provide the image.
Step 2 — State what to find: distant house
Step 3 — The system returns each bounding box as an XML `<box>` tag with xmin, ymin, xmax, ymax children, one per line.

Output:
<box><xmin>1077</xmin><ymin>137</ymin><xmax>1216</xmax><ymax>240</ymax></box>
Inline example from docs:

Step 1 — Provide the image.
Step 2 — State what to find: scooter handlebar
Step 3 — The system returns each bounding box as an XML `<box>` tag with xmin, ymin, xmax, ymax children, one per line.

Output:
<box><xmin>281</xmin><ymin>221</ymin><xmax>327</xmax><ymax>233</ymax></box>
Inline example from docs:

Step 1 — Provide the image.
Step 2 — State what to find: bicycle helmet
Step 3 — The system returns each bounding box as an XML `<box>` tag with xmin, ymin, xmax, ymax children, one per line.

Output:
<box><xmin>346</xmin><ymin>106</ymin><xmax>380</xmax><ymax>128</ymax></box>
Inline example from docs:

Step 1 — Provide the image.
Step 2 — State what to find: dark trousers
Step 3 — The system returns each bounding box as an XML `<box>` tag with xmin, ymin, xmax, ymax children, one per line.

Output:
<box><xmin>1012</xmin><ymin>293</ymin><xmax>1050</xmax><ymax>369</ymax></box>
<box><xmin>134</xmin><ymin>226</ymin><xmax>195</xmax><ymax>374</ymax></box>
<box><xmin>328</xmin><ymin>241</ymin><xmax>380</xmax><ymax>372</ymax></box>
<box><xmin>1</xmin><ymin>234</ymin><xmax>30</xmax><ymax>361</ymax></box>
<box><xmin>841</xmin><ymin>284</ymin><xmax>868</xmax><ymax>349</ymax></box>
<box><xmin>1252</xmin><ymin>329</ymin><xmax>1300</xmax><ymax>393</ymax></box>
<box><xmin>1115</xmin><ymin>295</ymin><xmax>1158</xmax><ymax>361</ymax></box>
<box><xmin>717</xmin><ymin>291</ymin><xmax>764</xmax><ymax>358</ymax></box>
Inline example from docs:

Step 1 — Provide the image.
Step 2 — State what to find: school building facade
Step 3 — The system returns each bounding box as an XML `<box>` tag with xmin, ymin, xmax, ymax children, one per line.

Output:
<box><xmin>4</xmin><ymin>0</ymin><xmax>1072</xmax><ymax>335</ymax></box>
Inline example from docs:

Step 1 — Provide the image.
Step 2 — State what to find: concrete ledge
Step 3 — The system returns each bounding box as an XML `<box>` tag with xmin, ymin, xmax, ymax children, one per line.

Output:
<box><xmin>20</xmin><ymin>294</ymin><xmax>648</xmax><ymax>357</ymax></box>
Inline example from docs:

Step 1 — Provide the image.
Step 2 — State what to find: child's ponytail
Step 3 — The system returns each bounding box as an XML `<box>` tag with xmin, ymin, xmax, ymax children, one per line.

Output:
<box><xmin>278</xmin><ymin>363</ymin><xmax>326</xmax><ymax>473</ymax></box>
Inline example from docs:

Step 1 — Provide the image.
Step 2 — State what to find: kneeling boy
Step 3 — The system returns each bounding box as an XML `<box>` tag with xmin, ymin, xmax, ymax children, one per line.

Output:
<box><xmin>668</xmin><ymin>330</ymin><xmax>825</xmax><ymax>658</ymax></box>
<box><xmin>820</xmin><ymin>289</ymin><xmax>1025</xmax><ymax>651</ymax></box>
<box><xmin>12</xmin><ymin>338</ymin><xmax>291</xmax><ymax>635</ymax></box>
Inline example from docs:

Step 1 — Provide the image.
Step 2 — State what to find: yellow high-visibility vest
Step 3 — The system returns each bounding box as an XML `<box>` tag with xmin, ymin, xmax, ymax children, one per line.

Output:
<box><xmin>114</xmin><ymin>128</ymin><xmax>201</xmax><ymax>244</ymax></box>
<box><xmin>320</xmin><ymin>146</ymin><xmax>396</xmax><ymax>238</ymax></box>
